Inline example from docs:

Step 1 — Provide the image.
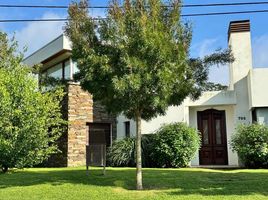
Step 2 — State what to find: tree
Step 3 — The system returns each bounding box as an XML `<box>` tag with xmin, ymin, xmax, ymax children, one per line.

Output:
<box><xmin>202</xmin><ymin>82</ymin><xmax>228</xmax><ymax>91</ymax></box>
<box><xmin>0</xmin><ymin>32</ymin><xmax>66</xmax><ymax>173</ymax></box>
<box><xmin>65</xmin><ymin>0</ymin><xmax>233</xmax><ymax>189</ymax></box>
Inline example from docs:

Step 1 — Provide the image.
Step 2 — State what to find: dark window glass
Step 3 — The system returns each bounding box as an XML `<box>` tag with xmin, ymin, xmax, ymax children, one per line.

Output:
<box><xmin>124</xmin><ymin>121</ymin><xmax>130</xmax><ymax>138</ymax></box>
<box><xmin>252</xmin><ymin>109</ymin><xmax>257</xmax><ymax>123</ymax></box>
<box><xmin>215</xmin><ymin>119</ymin><xmax>222</xmax><ymax>144</ymax></box>
<box><xmin>202</xmin><ymin>119</ymin><xmax>209</xmax><ymax>145</ymax></box>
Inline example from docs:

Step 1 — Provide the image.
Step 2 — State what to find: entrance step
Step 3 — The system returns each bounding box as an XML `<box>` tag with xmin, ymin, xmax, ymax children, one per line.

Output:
<box><xmin>191</xmin><ymin>165</ymin><xmax>241</xmax><ymax>169</ymax></box>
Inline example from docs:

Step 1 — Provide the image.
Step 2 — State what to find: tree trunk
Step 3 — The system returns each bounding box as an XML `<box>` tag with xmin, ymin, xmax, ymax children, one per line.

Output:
<box><xmin>135</xmin><ymin>112</ymin><xmax>143</xmax><ymax>190</ymax></box>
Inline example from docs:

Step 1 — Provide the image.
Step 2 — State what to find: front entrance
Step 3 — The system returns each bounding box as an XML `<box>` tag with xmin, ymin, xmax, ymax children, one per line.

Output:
<box><xmin>87</xmin><ymin>123</ymin><xmax>111</xmax><ymax>146</ymax></box>
<box><xmin>197</xmin><ymin>109</ymin><xmax>228</xmax><ymax>165</ymax></box>
<box><xmin>86</xmin><ymin>123</ymin><xmax>111</xmax><ymax>167</ymax></box>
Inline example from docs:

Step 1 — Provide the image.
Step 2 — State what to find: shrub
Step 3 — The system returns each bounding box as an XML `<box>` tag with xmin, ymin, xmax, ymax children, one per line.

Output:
<box><xmin>152</xmin><ymin>123</ymin><xmax>200</xmax><ymax>168</ymax></box>
<box><xmin>231</xmin><ymin>124</ymin><xmax>268</xmax><ymax>168</ymax></box>
<box><xmin>107</xmin><ymin>135</ymin><xmax>156</xmax><ymax>167</ymax></box>
<box><xmin>108</xmin><ymin>137</ymin><xmax>136</xmax><ymax>167</ymax></box>
<box><xmin>141</xmin><ymin>134</ymin><xmax>159</xmax><ymax>167</ymax></box>
<box><xmin>108</xmin><ymin>123</ymin><xmax>200</xmax><ymax>168</ymax></box>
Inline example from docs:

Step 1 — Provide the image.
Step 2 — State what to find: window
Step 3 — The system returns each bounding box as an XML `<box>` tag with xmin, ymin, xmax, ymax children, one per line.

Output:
<box><xmin>64</xmin><ymin>60</ymin><xmax>71</xmax><ymax>80</ymax></box>
<box><xmin>44</xmin><ymin>59</ymin><xmax>71</xmax><ymax>80</ymax></box>
<box><xmin>124</xmin><ymin>121</ymin><xmax>130</xmax><ymax>138</ymax></box>
<box><xmin>202</xmin><ymin>119</ymin><xmax>209</xmax><ymax>145</ymax></box>
<box><xmin>73</xmin><ymin>61</ymin><xmax>80</xmax><ymax>76</ymax></box>
<box><xmin>252</xmin><ymin>109</ymin><xmax>257</xmax><ymax>123</ymax></box>
<box><xmin>42</xmin><ymin>59</ymin><xmax>80</xmax><ymax>81</ymax></box>
<box><xmin>255</xmin><ymin>108</ymin><xmax>268</xmax><ymax>125</ymax></box>
<box><xmin>47</xmin><ymin>63</ymin><xmax>63</xmax><ymax>79</ymax></box>
<box><xmin>215</xmin><ymin>119</ymin><xmax>222</xmax><ymax>144</ymax></box>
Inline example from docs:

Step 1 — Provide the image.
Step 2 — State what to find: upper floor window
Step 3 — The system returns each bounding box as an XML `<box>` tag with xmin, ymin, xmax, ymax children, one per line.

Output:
<box><xmin>43</xmin><ymin>59</ymin><xmax>80</xmax><ymax>81</ymax></box>
<box><xmin>73</xmin><ymin>61</ymin><xmax>80</xmax><ymax>76</ymax></box>
<box><xmin>47</xmin><ymin>63</ymin><xmax>62</xmax><ymax>79</ymax></box>
<box><xmin>64</xmin><ymin>60</ymin><xmax>71</xmax><ymax>80</ymax></box>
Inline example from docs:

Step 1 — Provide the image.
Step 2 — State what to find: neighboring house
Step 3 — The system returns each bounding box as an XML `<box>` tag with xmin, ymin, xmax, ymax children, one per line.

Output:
<box><xmin>24</xmin><ymin>35</ymin><xmax>117</xmax><ymax>167</ymax></box>
<box><xmin>24</xmin><ymin>20</ymin><xmax>268</xmax><ymax>167</ymax></box>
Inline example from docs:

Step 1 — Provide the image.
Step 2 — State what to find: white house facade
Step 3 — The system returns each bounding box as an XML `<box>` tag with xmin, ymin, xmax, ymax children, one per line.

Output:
<box><xmin>117</xmin><ymin>20</ymin><xmax>268</xmax><ymax>167</ymax></box>
<box><xmin>24</xmin><ymin>20</ymin><xmax>268</xmax><ymax>167</ymax></box>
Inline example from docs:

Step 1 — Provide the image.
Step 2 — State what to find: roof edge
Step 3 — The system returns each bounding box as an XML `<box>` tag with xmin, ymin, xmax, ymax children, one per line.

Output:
<box><xmin>23</xmin><ymin>34</ymin><xmax>64</xmax><ymax>62</ymax></box>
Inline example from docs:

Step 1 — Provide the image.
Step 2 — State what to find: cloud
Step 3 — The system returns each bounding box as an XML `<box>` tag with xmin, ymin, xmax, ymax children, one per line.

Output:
<box><xmin>252</xmin><ymin>35</ymin><xmax>268</xmax><ymax>68</ymax></box>
<box><xmin>191</xmin><ymin>38</ymin><xmax>229</xmax><ymax>85</ymax></box>
<box><xmin>208</xmin><ymin>65</ymin><xmax>229</xmax><ymax>85</ymax></box>
<box><xmin>191</xmin><ymin>33</ymin><xmax>268</xmax><ymax>85</ymax></box>
<box><xmin>12</xmin><ymin>10</ymin><xmax>107</xmax><ymax>57</ymax></box>
<box><xmin>89</xmin><ymin>8</ymin><xmax>106</xmax><ymax>18</ymax></box>
<box><xmin>191</xmin><ymin>38</ymin><xmax>219</xmax><ymax>58</ymax></box>
<box><xmin>13</xmin><ymin>12</ymin><xmax>65</xmax><ymax>57</ymax></box>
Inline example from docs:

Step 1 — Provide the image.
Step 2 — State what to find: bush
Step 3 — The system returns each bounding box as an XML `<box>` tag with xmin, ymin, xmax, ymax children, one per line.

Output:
<box><xmin>231</xmin><ymin>124</ymin><xmax>268</xmax><ymax>168</ymax></box>
<box><xmin>152</xmin><ymin>123</ymin><xmax>200</xmax><ymax>168</ymax></box>
<box><xmin>108</xmin><ymin>123</ymin><xmax>200</xmax><ymax>168</ymax></box>
<box><xmin>107</xmin><ymin>135</ymin><xmax>156</xmax><ymax>167</ymax></box>
<box><xmin>108</xmin><ymin>137</ymin><xmax>136</xmax><ymax>167</ymax></box>
<box><xmin>0</xmin><ymin>33</ymin><xmax>66</xmax><ymax>173</ymax></box>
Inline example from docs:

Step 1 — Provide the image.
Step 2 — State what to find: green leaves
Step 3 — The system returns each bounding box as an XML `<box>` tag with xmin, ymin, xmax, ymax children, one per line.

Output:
<box><xmin>65</xmin><ymin>0</ymin><xmax>191</xmax><ymax>120</ymax></box>
<box><xmin>231</xmin><ymin>124</ymin><xmax>268</xmax><ymax>168</ymax></box>
<box><xmin>108</xmin><ymin>137</ymin><xmax>136</xmax><ymax>167</ymax></box>
<box><xmin>108</xmin><ymin>123</ymin><xmax>201</xmax><ymax>168</ymax></box>
<box><xmin>0</xmin><ymin>33</ymin><xmax>66</xmax><ymax>172</ymax></box>
<box><xmin>65</xmin><ymin>0</ymin><xmax>233</xmax><ymax>121</ymax></box>
<box><xmin>152</xmin><ymin>123</ymin><xmax>201</xmax><ymax>168</ymax></box>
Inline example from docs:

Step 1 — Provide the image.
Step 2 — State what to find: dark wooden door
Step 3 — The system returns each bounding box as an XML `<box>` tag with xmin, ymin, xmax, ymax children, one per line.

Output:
<box><xmin>88</xmin><ymin>123</ymin><xmax>111</xmax><ymax>147</ymax></box>
<box><xmin>198</xmin><ymin>109</ymin><xmax>228</xmax><ymax>165</ymax></box>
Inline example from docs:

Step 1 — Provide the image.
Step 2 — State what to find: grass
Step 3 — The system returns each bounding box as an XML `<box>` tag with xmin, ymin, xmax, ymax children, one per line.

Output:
<box><xmin>0</xmin><ymin>167</ymin><xmax>268</xmax><ymax>200</ymax></box>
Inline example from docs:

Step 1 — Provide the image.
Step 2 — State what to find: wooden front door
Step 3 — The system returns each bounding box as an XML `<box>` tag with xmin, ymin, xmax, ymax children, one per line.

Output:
<box><xmin>198</xmin><ymin>109</ymin><xmax>228</xmax><ymax>165</ymax></box>
<box><xmin>88</xmin><ymin>123</ymin><xmax>111</xmax><ymax>147</ymax></box>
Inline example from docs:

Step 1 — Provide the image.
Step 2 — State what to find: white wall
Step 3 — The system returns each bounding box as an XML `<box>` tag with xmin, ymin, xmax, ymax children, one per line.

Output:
<box><xmin>116</xmin><ymin>114</ymin><xmax>136</xmax><ymax>139</ymax></box>
<box><xmin>189</xmin><ymin>105</ymin><xmax>239</xmax><ymax>166</ymax></box>
<box><xmin>141</xmin><ymin>105</ymin><xmax>185</xmax><ymax>134</ymax></box>
<box><xmin>228</xmin><ymin>28</ymin><xmax>252</xmax><ymax>130</ymax></box>
<box><xmin>116</xmin><ymin>106</ymin><xmax>185</xmax><ymax>138</ymax></box>
<box><xmin>249</xmin><ymin>69</ymin><xmax>268</xmax><ymax>107</ymax></box>
<box><xmin>23</xmin><ymin>35</ymin><xmax>72</xmax><ymax>67</ymax></box>
<box><xmin>186</xmin><ymin>91</ymin><xmax>236</xmax><ymax>107</ymax></box>
<box><xmin>233</xmin><ymin>77</ymin><xmax>252</xmax><ymax>127</ymax></box>
<box><xmin>228</xmin><ymin>31</ymin><xmax>252</xmax><ymax>90</ymax></box>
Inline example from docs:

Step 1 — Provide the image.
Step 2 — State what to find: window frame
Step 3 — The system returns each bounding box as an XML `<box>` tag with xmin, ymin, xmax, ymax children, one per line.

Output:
<box><xmin>43</xmin><ymin>58</ymin><xmax>71</xmax><ymax>80</ymax></box>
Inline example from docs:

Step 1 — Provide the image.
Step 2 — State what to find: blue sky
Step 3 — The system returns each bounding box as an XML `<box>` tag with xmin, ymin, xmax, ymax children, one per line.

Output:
<box><xmin>1</xmin><ymin>0</ymin><xmax>268</xmax><ymax>85</ymax></box>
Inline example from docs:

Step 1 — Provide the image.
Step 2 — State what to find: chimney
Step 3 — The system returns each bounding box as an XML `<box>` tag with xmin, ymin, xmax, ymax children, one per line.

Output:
<box><xmin>228</xmin><ymin>20</ymin><xmax>252</xmax><ymax>90</ymax></box>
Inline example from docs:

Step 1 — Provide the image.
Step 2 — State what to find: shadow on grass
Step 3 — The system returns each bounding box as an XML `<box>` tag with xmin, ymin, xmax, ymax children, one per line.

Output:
<box><xmin>0</xmin><ymin>168</ymin><xmax>268</xmax><ymax>197</ymax></box>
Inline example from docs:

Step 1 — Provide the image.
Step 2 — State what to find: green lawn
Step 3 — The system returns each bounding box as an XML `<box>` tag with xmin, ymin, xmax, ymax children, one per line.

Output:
<box><xmin>0</xmin><ymin>167</ymin><xmax>268</xmax><ymax>200</ymax></box>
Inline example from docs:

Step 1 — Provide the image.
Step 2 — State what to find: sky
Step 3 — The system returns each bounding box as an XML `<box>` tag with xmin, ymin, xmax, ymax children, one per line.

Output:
<box><xmin>1</xmin><ymin>0</ymin><xmax>268</xmax><ymax>85</ymax></box>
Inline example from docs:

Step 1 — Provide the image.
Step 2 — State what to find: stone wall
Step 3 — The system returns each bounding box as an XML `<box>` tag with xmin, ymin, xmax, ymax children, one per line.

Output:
<box><xmin>93</xmin><ymin>102</ymin><xmax>117</xmax><ymax>140</ymax></box>
<box><xmin>67</xmin><ymin>82</ymin><xmax>117</xmax><ymax>167</ymax></box>
<box><xmin>67</xmin><ymin>83</ymin><xmax>93</xmax><ymax>166</ymax></box>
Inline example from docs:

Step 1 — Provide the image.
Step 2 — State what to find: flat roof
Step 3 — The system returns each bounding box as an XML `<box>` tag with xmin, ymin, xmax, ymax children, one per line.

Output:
<box><xmin>23</xmin><ymin>34</ymin><xmax>72</xmax><ymax>67</ymax></box>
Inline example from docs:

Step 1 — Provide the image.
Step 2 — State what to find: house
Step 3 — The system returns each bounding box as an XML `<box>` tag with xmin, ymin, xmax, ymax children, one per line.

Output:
<box><xmin>24</xmin><ymin>20</ymin><xmax>268</xmax><ymax>167</ymax></box>
<box><xmin>120</xmin><ymin>19</ymin><xmax>268</xmax><ymax>167</ymax></box>
<box><xmin>24</xmin><ymin>35</ymin><xmax>117</xmax><ymax>167</ymax></box>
